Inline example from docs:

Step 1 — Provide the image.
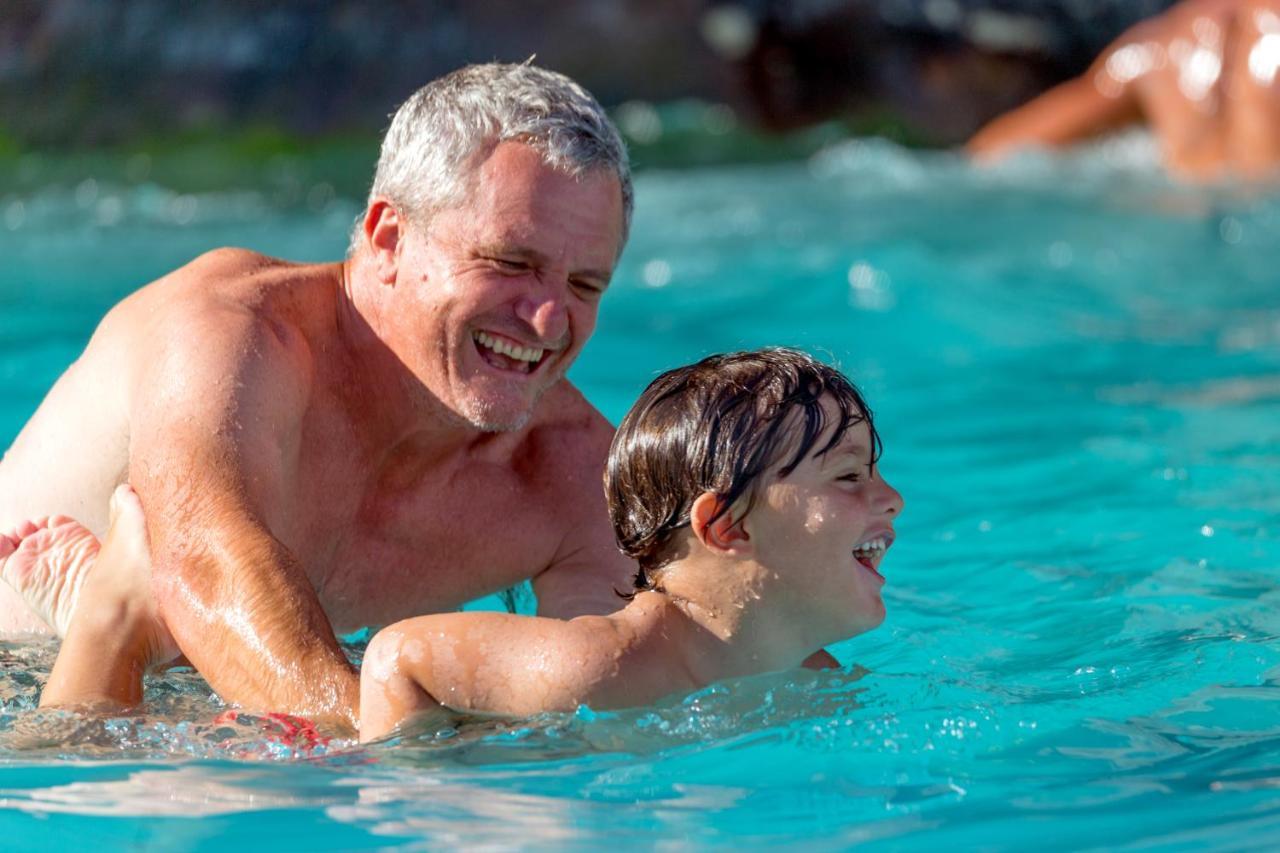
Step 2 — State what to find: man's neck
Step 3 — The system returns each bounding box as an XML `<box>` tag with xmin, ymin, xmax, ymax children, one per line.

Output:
<box><xmin>335</xmin><ymin>255</ymin><xmax>501</xmax><ymax>461</ymax></box>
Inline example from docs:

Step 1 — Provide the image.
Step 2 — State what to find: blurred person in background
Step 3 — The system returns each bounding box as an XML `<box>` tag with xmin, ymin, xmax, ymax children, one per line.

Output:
<box><xmin>969</xmin><ymin>0</ymin><xmax>1280</xmax><ymax>180</ymax></box>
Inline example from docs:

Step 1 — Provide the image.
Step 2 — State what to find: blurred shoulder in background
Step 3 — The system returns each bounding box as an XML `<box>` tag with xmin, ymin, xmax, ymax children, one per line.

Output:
<box><xmin>969</xmin><ymin>0</ymin><xmax>1280</xmax><ymax>180</ymax></box>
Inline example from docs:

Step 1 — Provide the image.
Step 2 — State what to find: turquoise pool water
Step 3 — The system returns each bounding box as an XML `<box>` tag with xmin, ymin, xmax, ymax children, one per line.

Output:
<box><xmin>2</xmin><ymin>136</ymin><xmax>1280</xmax><ymax>850</ymax></box>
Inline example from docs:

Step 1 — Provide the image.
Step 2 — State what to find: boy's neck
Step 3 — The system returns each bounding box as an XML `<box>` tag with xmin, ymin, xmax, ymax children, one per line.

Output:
<box><xmin>657</xmin><ymin>554</ymin><xmax>820</xmax><ymax>685</ymax></box>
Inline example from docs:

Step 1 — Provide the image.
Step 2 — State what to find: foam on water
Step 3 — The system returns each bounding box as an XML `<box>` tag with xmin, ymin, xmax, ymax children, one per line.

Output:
<box><xmin>2</xmin><ymin>136</ymin><xmax>1280</xmax><ymax>849</ymax></box>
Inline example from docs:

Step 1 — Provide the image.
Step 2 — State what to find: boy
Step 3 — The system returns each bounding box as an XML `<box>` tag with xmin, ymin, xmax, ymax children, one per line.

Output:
<box><xmin>5</xmin><ymin>348</ymin><xmax>902</xmax><ymax>741</ymax></box>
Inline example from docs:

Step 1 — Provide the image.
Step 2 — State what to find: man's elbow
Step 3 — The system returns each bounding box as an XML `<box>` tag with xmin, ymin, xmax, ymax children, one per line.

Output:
<box><xmin>146</xmin><ymin>537</ymin><xmax>230</xmax><ymax>630</ymax></box>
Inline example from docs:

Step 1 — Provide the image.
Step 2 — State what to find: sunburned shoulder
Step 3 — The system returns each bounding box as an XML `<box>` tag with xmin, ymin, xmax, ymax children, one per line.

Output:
<box><xmin>160</xmin><ymin>247</ymin><xmax>340</xmax><ymax>323</ymax></box>
<box><xmin>507</xmin><ymin>380</ymin><xmax>615</xmax><ymax>481</ymax></box>
<box><xmin>86</xmin><ymin>249</ymin><xmax>345</xmax><ymax>410</ymax></box>
<box><xmin>105</xmin><ymin>248</ymin><xmax>342</xmax><ymax>358</ymax></box>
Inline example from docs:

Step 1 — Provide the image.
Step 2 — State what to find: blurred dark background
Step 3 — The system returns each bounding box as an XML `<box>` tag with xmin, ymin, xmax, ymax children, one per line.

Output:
<box><xmin>0</xmin><ymin>0</ymin><xmax>1179</xmax><ymax>187</ymax></box>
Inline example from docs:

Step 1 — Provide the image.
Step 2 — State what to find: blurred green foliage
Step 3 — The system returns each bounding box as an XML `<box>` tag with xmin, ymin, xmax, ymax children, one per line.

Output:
<box><xmin>0</xmin><ymin>101</ymin><xmax>928</xmax><ymax>200</ymax></box>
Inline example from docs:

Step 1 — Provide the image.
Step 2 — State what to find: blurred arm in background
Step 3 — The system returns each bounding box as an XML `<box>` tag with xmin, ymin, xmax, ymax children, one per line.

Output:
<box><xmin>969</xmin><ymin>0</ymin><xmax>1280</xmax><ymax>180</ymax></box>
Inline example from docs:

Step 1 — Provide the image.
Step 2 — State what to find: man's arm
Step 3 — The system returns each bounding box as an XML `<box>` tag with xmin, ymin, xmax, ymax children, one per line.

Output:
<box><xmin>126</xmin><ymin>306</ymin><xmax>359</xmax><ymax>728</ymax></box>
<box><xmin>530</xmin><ymin>416</ymin><xmax>638</xmax><ymax>619</ymax></box>
<box><xmin>533</xmin><ymin>533</ymin><xmax>637</xmax><ymax>619</ymax></box>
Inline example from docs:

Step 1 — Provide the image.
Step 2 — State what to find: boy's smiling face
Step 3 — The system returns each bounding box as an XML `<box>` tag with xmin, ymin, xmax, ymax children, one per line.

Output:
<box><xmin>742</xmin><ymin>401</ymin><xmax>904</xmax><ymax>641</ymax></box>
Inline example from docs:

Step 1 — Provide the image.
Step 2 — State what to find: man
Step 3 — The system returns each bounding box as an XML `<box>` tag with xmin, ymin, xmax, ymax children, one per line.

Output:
<box><xmin>969</xmin><ymin>0</ymin><xmax>1280</xmax><ymax>180</ymax></box>
<box><xmin>0</xmin><ymin>63</ymin><xmax>637</xmax><ymax>728</ymax></box>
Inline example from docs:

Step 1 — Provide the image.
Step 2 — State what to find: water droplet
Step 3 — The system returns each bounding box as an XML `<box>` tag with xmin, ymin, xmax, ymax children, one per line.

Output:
<box><xmin>642</xmin><ymin>259</ymin><xmax>672</xmax><ymax>288</ymax></box>
<box><xmin>3</xmin><ymin>200</ymin><xmax>25</xmax><ymax>230</ymax></box>
<box><xmin>1048</xmin><ymin>241</ymin><xmax>1073</xmax><ymax>268</ymax></box>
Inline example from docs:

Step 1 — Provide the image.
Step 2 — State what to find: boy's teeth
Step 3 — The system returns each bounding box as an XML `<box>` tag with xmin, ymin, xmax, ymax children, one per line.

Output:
<box><xmin>853</xmin><ymin>537</ymin><xmax>887</xmax><ymax>556</ymax></box>
<box><xmin>475</xmin><ymin>331</ymin><xmax>544</xmax><ymax>363</ymax></box>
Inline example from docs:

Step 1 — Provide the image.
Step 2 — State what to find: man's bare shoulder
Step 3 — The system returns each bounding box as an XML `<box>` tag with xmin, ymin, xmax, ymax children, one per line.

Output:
<box><xmin>106</xmin><ymin>249</ymin><xmax>341</xmax><ymax>373</ymax></box>
<box><xmin>128</xmin><ymin>248</ymin><xmax>337</xmax><ymax>329</ymax></box>
<box><xmin>527</xmin><ymin>381</ymin><xmax>615</xmax><ymax>451</ymax></box>
<box><xmin>86</xmin><ymin>248</ymin><xmax>347</xmax><ymax>428</ymax></box>
<box><xmin>518</xmin><ymin>381</ymin><xmax>615</xmax><ymax>486</ymax></box>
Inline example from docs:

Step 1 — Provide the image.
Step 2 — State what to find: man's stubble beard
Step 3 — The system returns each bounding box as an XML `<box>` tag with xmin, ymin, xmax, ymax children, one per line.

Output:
<box><xmin>453</xmin><ymin>365</ymin><xmax>565</xmax><ymax>433</ymax></box>
<box><xmin>458</xmin><ymin>397</ymin><xmax>534</xmax><ymax>433</ymax></box>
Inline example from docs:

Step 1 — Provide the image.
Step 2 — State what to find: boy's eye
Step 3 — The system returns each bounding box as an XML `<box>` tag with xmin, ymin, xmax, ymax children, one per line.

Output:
<box><xmin>837</xmin><ymin>472</ymin><xmax>863</xmax><ymax>483</ymax></box>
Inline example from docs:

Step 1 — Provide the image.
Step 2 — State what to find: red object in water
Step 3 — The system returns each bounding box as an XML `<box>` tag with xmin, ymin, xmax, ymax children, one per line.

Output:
<box><xmin>213</xmin><ymin>709</ymin><xmax>331</xmax><ymax>753</ymax></box>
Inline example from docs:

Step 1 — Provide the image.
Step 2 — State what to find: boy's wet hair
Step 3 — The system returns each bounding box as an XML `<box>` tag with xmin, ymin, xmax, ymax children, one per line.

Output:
<box><xmin>605</xmin><ymin>347</ymin><xmax>882</xmax><ymax>594</ymax></box>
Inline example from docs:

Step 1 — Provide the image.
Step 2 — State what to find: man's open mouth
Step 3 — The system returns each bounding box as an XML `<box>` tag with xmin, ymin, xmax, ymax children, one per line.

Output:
<box><xmin>852</xmin><ymin>535</ymin><xmax>890</xmax><ymax>578</ymax></box>
<box><xmin>473</xmin><ymin>330</ymin><xmax>549</xmax><ymax>375</ymax></box>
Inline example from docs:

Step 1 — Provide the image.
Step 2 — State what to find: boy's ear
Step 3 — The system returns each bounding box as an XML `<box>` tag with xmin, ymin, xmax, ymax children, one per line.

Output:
<box><xmin>689</xmin><ymin>492</ymin><xmax>752</xmax><ymax>556</ymax></box>
<box><xmin>364</xmin><ymin>199</ymin><xmax>403</xmax><ymax>285</ymax></box>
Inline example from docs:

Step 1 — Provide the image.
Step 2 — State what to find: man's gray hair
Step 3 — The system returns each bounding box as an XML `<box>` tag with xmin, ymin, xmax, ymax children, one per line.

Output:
<box><xmin>352</xmin><ymin>62</ymin><xmax>632</xmax><ymax>254</ymax></box>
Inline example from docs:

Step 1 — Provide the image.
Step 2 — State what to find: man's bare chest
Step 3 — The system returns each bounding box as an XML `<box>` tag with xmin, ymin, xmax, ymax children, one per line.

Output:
<box><xmin>281</xmin><ymin>431</ymin><xmax>566</xmax><ymax>631</ymax></box>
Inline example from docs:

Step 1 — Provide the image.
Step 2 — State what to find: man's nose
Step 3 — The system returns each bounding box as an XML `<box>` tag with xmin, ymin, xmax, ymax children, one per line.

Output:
<box><xmin>513</xmin><ymin>278</ymin><xmax>570</xmax><ymax>342</ymax></box>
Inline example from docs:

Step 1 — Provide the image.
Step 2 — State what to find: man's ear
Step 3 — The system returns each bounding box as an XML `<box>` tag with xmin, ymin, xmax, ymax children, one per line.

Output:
<box><xmin>689</xmin><ymin>492</ymin><xmax>752</xmax><ymax>556</ymax></box>
<box><xmin>364</xmin><ymin>199</ymin><xmax>403</xmax><ymax>285</ymax></box>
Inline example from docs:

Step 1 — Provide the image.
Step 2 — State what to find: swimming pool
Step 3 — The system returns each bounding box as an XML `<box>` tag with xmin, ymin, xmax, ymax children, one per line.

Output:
<box><xmin>2</xmin><ymin>135</ymin><xmax>1279</xmax><ymax>850</ymax></box>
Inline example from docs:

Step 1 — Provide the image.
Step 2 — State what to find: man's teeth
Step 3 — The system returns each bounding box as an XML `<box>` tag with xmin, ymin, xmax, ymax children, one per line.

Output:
<box><xmin>853</xmin><ymin>537</ymin><xmax>888</xmax><ymax>558</ymax></box>
<box><xmin>475</xmin><ymin>331</ymin><xmax>544</xmax><ymax>364</ymax></box>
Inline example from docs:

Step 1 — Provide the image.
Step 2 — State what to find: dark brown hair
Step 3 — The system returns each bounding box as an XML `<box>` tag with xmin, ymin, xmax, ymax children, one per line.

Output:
<box><xmin>605</xmin><ymin>348</ymin><xmax>881</xmax><ymax>594</ymax></box>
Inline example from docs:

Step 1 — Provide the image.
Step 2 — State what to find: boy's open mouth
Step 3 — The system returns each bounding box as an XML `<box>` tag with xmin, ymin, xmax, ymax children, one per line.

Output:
<box><xmin>473</xmin><ymin>330</ymin><xmax>549</xmax><ymax>375</ymax></box>
<box><xmin>852</xmin><ymin>535</ymin><xmax>890</xmax><ymax>578</ymax></box>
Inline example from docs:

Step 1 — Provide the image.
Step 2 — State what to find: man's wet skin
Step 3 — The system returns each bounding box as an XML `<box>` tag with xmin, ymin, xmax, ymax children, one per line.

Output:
<box><xmin>969</xmin><ymin>0</ymin><xmax>1280</xmax><ymax>180</ymax></box>
<box><xmin>0</xmin><ymin>138</ymin><xmax>633</xmax><ymax>726</ymax></box>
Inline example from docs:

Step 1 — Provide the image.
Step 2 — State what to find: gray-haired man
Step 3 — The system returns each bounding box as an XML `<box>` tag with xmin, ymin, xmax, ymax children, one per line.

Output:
<box><xmin>0</xmin><ymin>63</ymin><xmax>637</xmax><ymax>728</ymax></box>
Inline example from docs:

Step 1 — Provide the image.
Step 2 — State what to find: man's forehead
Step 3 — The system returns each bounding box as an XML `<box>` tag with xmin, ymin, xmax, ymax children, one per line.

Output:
<box><xmin>466</xmin><ymin>148</ymin><xmax>624</xmax><ymax>260</ymax></box>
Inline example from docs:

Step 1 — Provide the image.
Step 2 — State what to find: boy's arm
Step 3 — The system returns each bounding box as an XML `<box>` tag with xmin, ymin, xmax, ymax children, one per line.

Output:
<box><xmin>359</xmin><ymin>612</ymin><xmax>620</xmax><ymax>742</ymax></box>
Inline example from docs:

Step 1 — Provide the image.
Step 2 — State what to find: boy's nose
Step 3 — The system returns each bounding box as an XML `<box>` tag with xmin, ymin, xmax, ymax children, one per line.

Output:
<box><xmin>877</xmin><ymin>477</ymin><xmax>904</xmax><ymax>516</ymax></box>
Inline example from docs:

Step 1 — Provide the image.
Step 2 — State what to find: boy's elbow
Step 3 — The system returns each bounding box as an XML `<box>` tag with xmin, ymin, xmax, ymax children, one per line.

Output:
<box><xmin>359</xmin><ymin>627</ymin><xmax>438</xmax><ymax>742</ymax></box>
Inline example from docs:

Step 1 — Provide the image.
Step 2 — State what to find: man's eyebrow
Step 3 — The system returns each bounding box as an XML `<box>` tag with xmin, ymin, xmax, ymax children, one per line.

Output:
<box><xmin>475</xmin><ymin>243</ymin><xmax>546</xmax><ymax>263</ymax></box>
<box><xmin>576</xmin><ymin>267</ymin><xmax>614</xmax><ymax>286</ymax></box>
<box><xmin>476</xmin><ymin>244</ymin><xmax>613</xmax><ymax>282</ymax></box>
